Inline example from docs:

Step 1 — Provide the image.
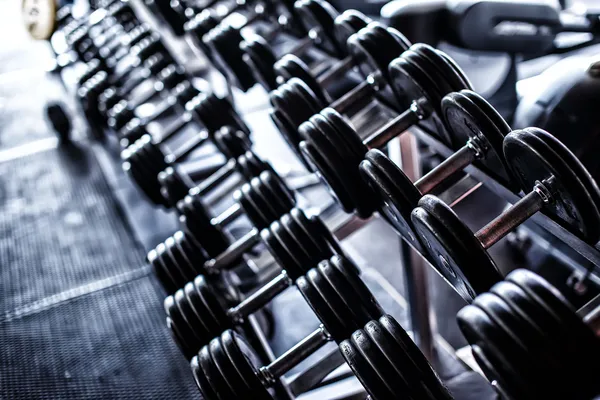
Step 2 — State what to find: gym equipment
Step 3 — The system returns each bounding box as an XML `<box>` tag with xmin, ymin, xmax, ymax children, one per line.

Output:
<box><xmin>411</xmin><ymin>128</ymin><xmax>600</xmax><ymax>302</ymax></box>
<box><xmin>458</xmin><ymin>269</ymin><xmax>600</xmax><ymax>399</ymax></box>
<box><xmin>298</xmin><ymin>43</ymin><xmax>471</xmax><ymax>218</ymax></box>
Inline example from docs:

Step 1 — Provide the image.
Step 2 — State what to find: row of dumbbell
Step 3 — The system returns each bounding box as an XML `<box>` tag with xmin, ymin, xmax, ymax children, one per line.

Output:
<box><xmin>148</xmin><ymin>3</ymin><xmax>600</xmax><ymax>398</ymax></box>
<box><xmin>54</xmin><ymin>1</ymin><xmax>600</xmax><ymax>398</ymax></box>
<box><xmin>56</xmin><ymin>3</ymin><xmax>462</xmax><ymax>398</ymax></box>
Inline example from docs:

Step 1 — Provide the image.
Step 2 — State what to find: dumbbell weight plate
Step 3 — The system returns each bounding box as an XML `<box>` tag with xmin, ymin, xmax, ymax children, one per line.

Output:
<box><xmin>333</xmin><ymin>10</ymin><xmax>371</xmax><ymax>57</ymax></box>
<box><xmin>222</xmin><ymin>330</ymin><xmax>273</xmax><ymax>400</ymax></box>
<box><xmin>178</xmin><ymin>195</ymin><xmax>230</xmax><ymax>257</ymax></box>
<box><xmin>507</xmin><ymin>270</ymin><xmax>600</xmax><ymax>365</ymax></box>
<box><xmin>301</xmin><ymin>110</ymin><xmax>377</xmax><ymax>218</ymax></box>
<box><xmin>472</xmin><ymin>293</ymin><xmax>565</xmax><ymax>393</ymax></box>
<box><xmin>183</xmin><ymin>281</ymin><xmax>220</xmax><ymax>346</ymax></box>
<box><xmin>442</xmin><ymin>90</ymin><xmax>513</xmax><ymax>183</ymax></box>
<box><xmin>150</xmin><ymin>245</ymin><xmax>183</xmax><ymax>294</ymax></box>
<box><xmin>165</xmin><ymin>297</ymin><xmax>204</xmax><ymax>357</ymax></box>
<box><xmin>326</xmin><ymin>255</ymin><xmax>384</xmax><ymax>321</ymax></box>
<box><xmin>411</xmin><ymin>195</ymin><xmax>503</xmax><ymax>302</ymax></box>
<box><xmin>168</xmin><ymin>317</ymin><xmax>197</xmax><ymax>360</ymax></box>
<box><xmin>174</xmin><ymin>289</ymin><xmax>211</xmax><ymax>345</ymax></box>
<box><xmin>242</xmin><ymin>36</ymin><xmax>279</xmax><ymax>92</ymax></box>
<box><xmin>363</xmin><ymin>320</ymin><xmax>437</xmax><ymax>400</ymax></box>
<box><xmin>489</xmin><ymin>282</ymin><xmax>571</xmax><ymax>373</ymax></box>
<box><xmin>378</xmin><ymin>314</ymin><xmax>452</xmax><ymax>399</ymax></box>
<box><xmin>457</xmin><ymin>306</ymin><xmax>536</xmax><ymax>399</ymax></box>
<box><xmin>209</xmin><ymin>336</ymin><xmax>251</xmax><ymax>398</ymax></box>
<box><xmin>388</xmin><ymin>53</ymin><xmax>453</xmax><ymax>146</ymax></box>
<box><xmin>194</xmin><ymin>275</ymin><xmax>233</xmax><ymax>335</ymax></box>
<box><xmin>355</xmin><ymin>329</ymin><xmax>411</xmax><ymax>396</ymax></box>
<box><xmin>339</xmin><ymin>338</ymin><xmax>395</xmax><ymax>400</ymax></box>
<box><xmin>359</xmin><ymin>149</ymin><xmax>424</xmax><ymax>252</ymax></box>
<box><xmin>295</xmin><ymin>0</ymin><xmax>342</xmax><ymax>57</ymax></box>
<box><xmin>270</xmin><ymin>108</ymin><xmax>309</xmax><ymax>165</ymax></box>
<box><xmin>503</xmin><ymin>128</ymin><xmax>600</xmax><ymax>241</ymax></box>
<box><xmin>162</xmin><ymin>238</ymin><xmax>195</xmax><ymax>285</ymax></box>
<box><xmin>274</xmin><ymin>55</ymin><xmax>329</xmax><ymax>105</ymax></box>
<box><xmin>298</xmin><ymin>117</ymin><xmax>365</xmax><ymax>215</ymax></box>
<box><xmin>199</xmin><ymin>344</ymin><xmax>238</xmax><ymax>399</ymax></box>
<box><xmin>348</xmin><ymin>23</ymin><xmax>411</xmax><ymax>112</ymax></box>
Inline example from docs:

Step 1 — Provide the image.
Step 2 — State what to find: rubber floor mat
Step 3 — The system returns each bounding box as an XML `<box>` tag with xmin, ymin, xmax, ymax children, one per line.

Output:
<box><xmin>0</xmin><ymin>146</ymin><xmax>147</xmax><ymax>315</ymax></box>
<box><xmin>0</xmin><ymin>275</ymin><xmax>198</xmax><ymax>399</ymax></box>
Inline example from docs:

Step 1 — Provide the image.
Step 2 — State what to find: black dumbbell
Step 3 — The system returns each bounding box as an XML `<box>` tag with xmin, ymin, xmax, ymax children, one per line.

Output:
<box><xmin>411</xmin><ymin>127</ymin><xmax>600</xmax><ymax>302</ymax></box>
<box><xmin>298</xmin><ymin>44</ymin><xmax>471</xmax><ymax>218</ymax></box>
<box><xmin>270</xmin><ymin>22</ymin><xmax>412</xmax><ymax>161</ymax></box>
<box><xmin>148</xmin><ymin>170</ymin><xmax>296</xmax><ymax>292</ymax></box>
<box><xmin>101</xmin><ymin>64</ymin><xmax>189</xmax><ymax>130</ymax></box>
<box><xmin>65</xmin><ymin>1</ymin><xmax>138</xmax><ymax>61</ymax></box>
<box><xmin>158</xmin><ymin>132</ymin><xmax>263</xmax><ymax>208</ymax></box>
<box><xmin>359</xmin><ymin>90</ymin><xmax>513</xmax><ymax>252</ymax></box>
<box><xmin>191</xmin><ymin>253</ymin><xmax>384</xmax><ymax>399</ymax></box>
<box><xmin>121</xmin><ymin>93</ymin><xmax>250</xmax><ymax>205</ymax></box>
<box><xmin>243</xmin><ymin>8</ymin><xmax>371</xmax><ymax>92</ymax></box>
<box><xmin>114</xmin><ymin>81</ymin><xmax>200</xmax><ymax>146</ymax></box>
<box><xmin>457</xmin><ymin>269</ymin><xmax>600</xmax><ymax>400</ymax></box>
<box><xmin>166</xmin><ymin>209</ymin><xmax>348</xmax><ymax>358</ymax></box>
<box><xmin>203</xmin><ymin>0</ymin><xmax>310</xmax><ymax>92</ymax></box>
<box><xmin>340</xmin><ymin>314</ymin><xmax>453</xmax><ymax>400</ymax></box>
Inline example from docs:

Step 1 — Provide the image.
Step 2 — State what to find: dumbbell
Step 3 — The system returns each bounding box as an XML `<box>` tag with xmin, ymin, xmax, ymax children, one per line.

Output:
<box><xmin>243</xmin><ymin>8</ymin><xmax>372</xmax><ymax>92</ymax></box>
<box><xmin>270</xmin><ymin>22</ymin><xmax>413</xmax><ymax>161</ymax></box>
<box><xmin>298</xmin><ymin>44</ymin><xmax>471</xmax><ymax>219</ymax></box>
<box><xmin>65</xmin><ymin>1</ymin><xmax>139</xmax><ymax>61</ymax></box>
<box><xmin>457</xmin><ymin>269</ymin><xmax>600</xmax><ymax>399</ymax></box>
<box><xmin>166</xmin><ymin>209</ymin><xmax>349</xmax><ymax>358</ymax></box>
<box><xmin>121</xmin><ymin>93</ymin><xmax>250</xmax><ymax>206</ymax></box>
<box><xmin>341</xmin><ymin>314</ymin><xmax>454</xmax><ymax>400</ymax></box>
<box><xmin>148</xmin><ymin>169</ymin><xmax>297</xmax><ymax>292</ymax></box>
<box><xmin>111</xmin><ymin>81</ymin><xmax>200</xmax><ymax>146</ymax></box>
<box><xmin>236</xmin><ymin>0</ymin><xmax>358</xmax><ymax>92</ymax></box>
<box><xmin>191</xmin><ymin>253</ymin><xmax>384</xmax><ymax>399</ymax></box>
<box><xmin>158</xmin><ymin>133</ymin><xmax>265</xmax><ymax>208</ymax></box>
<box><xmin>96</xmin><ymin>23</ymin><xmax>153</xmax><ymax>70</ymax></box>
<box><xmin>358</xmin><ymin>90</ymin><xmax>513</xmax><ymax>252</ymax></box>
<box><xmin>101</xmin><ymin>64</ymin><xmax>189</xmax><ymax>131</ymax></box>
<box><xmin>202</xmin><ymin>0</ymin><xmax>312</xmax><ymax>92</ymax></box>
<box><xmin>410</xmin><ymin>127</ymin><xmax>600</xmax><ymax>302</ymax></box>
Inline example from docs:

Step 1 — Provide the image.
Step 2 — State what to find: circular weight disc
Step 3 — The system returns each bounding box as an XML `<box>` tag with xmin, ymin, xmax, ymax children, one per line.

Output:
<box><xmin>442</xmin><ymin>90</ymin><xmax>513</xmax><ymax>181</ymax></box>
<box><xmin>167</xmin><ymin>317</ymin><xmax>196</xmax><ymax>360</ymax></box>
<box><xmin>260</xmin><ymin>225</ymin><xmax>304</xmax><ymax>279</ymax></box>
<box><xmin>164</xmin><ymin>295</ymin><xmax>200</xmax><ymax>356</ymax></box>
<box><xmin>388</xmin><ymin>55</ymin><xmax>452</xmax><ymax>146</ymax></box>
<box><xmin>198</xmin><ymin>344</ymin><xmax>238</xmax><ymax>399</ymax></box>
<box><xmin>364</xmin><ymin>320</ymin><xmax>443</xmax><ymax>400</ymax></box>
<box><xmin>175</xmin><ymin>289</ymin><xmax>209</xmax><ymax>349</ymax></box>
<box><xmin>351</xmin><ymin>329</ymin><xmax>411</xmax><ymax>396</ymax></box>
<box><xmin>298</xmin><ymin>116</ymin><xmax>365</xmax><ymax>216</ymax></box>
<box><xmin>296</xmin><ymin>272</ymin><xmax>348</xmax><ymax>340</ymax></box>
<box><xmin>183</xmin><ymin>282</ymin><xmax>217</xmax><ymax>345</ymax></box>
<box><xmin>312</xmin><ymin>109</ymin><xmax>377</xmax><ymax>217</ymax></box>
<box><xmin>223</xmin><ymin>330</ymin><xmax>272</xmax><ymax>400</ymax></box>
<box><xmin>23</xmin><ymin>0</ymin><xmax>56</xmax><ymax>40</ymax></box>
<box><xmin>359</xmin><ymin>149</ymin><xmax>424</xmax><ymax>252</ymax></box>
<box><xmin>411</xmin><ymin>195</ymin><xmax>502</xmax><ymax>302</ymax></box>
<box><xmin>378</xmin><ymin>315</ymin><xmax>452</xmax><ymax>399</ymax></box>
<box><xmin>473</xmin><ymin>293</ymin><xmax>564</xmax><ymax>393</ymax></box>
<box><xmin>279</xmin><ymin>212</ymin><xmax>323</xmax><ymax>266</ymax></box>
<box><xmin>412</xmin><ymin>44</ymin><xmax>467</xmax><ymax>93</ymax></box>
<box><xmin>194</xmin><ymin>276</ymin><xmax>231</xmax><ymax>334</ymax></box>
<box><xmin>209</xmin><ymin>337</ymin><xmax>250</xmax><ymax>398</ymax></box>
<box><xmin>347</xmin><ymin>23</ymin><xmax>411</xmax><ymax>112</ymax></box>
<box><xmin>506</xmin><ymin>269</ymin><xmax>600</xmax><ymax>373</ymax></box>
<box><xmin>270</xmin><ymin>108</ymin><xmax>310</xmax><ymax>166</ymax></box>
<box><xmin>272</xmin><ymin>78</ymin><xmax>323</xmax><ymax>131</ymax></box>
<box><xmin>178</xmin><ymin>194</ymin><xmax>230</xmax><ymax>257</ymax></box>
<box><xmin>241</xmin><ymin>36</ymin><xmax>278</xmax><ymax>91</ymax></box>
<box><xmin>271</xmin><ymin>216</ymin><xmax>312</xmax><ymax>271</ymax></box>
<box><xmin>333</xmin><ymin>10</ymin><xmax>371</xmax><ymax>56</ymax></box>
<box><xmin>295</xmin><ymin>0</ymin><xmax>342</xmax><ymax>57</ymax></box>
<box><xmin>191</xmin><ymin>355</ymin><xmax>219</xmax><ymax>399</ymax></box>
<box><xmin>329</xmin><ymin>255</ymin><xmax>384</xmax><ymax>320</ymax></box>
<box><xmin>503</xmin><ymin>128</ymin><xmax>600</xmax><ymax>242</ymax></box>
<box><xmin>273</xmin><ymin>55</ymin><xmax>329</xmax><ymax>105</ymax></box>
<box><xmin>317</xmin><ymin>260</ymin><xmax>373</xmax><ymax>328</ymax></box>
<box><xmin>456</xmin><ymin>305</ymin><xmax>538</xmax><ymax>399</ymax></box>
<box><xmin>304</xmin><ymin>267</ymin><xmax>357</xmax><ymax>340</ymax></box>
<box><xmin>339</xmin><ymin>339</ymin><xmax>395</xmax><ymax>400</ymax></box>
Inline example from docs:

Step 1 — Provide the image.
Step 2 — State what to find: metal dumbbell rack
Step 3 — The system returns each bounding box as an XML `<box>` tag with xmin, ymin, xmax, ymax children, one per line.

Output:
<box><xmin>47</xmin><ymin>1</ymin><xmax>600</xmax><ymax>399</ymax></box>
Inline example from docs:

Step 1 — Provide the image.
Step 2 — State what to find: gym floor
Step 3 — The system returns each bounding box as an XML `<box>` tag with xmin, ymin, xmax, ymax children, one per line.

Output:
<box><xmin>0</xmin><ymin>2</ymin><xmax>503</xmax><ymax>398</ymax></box>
